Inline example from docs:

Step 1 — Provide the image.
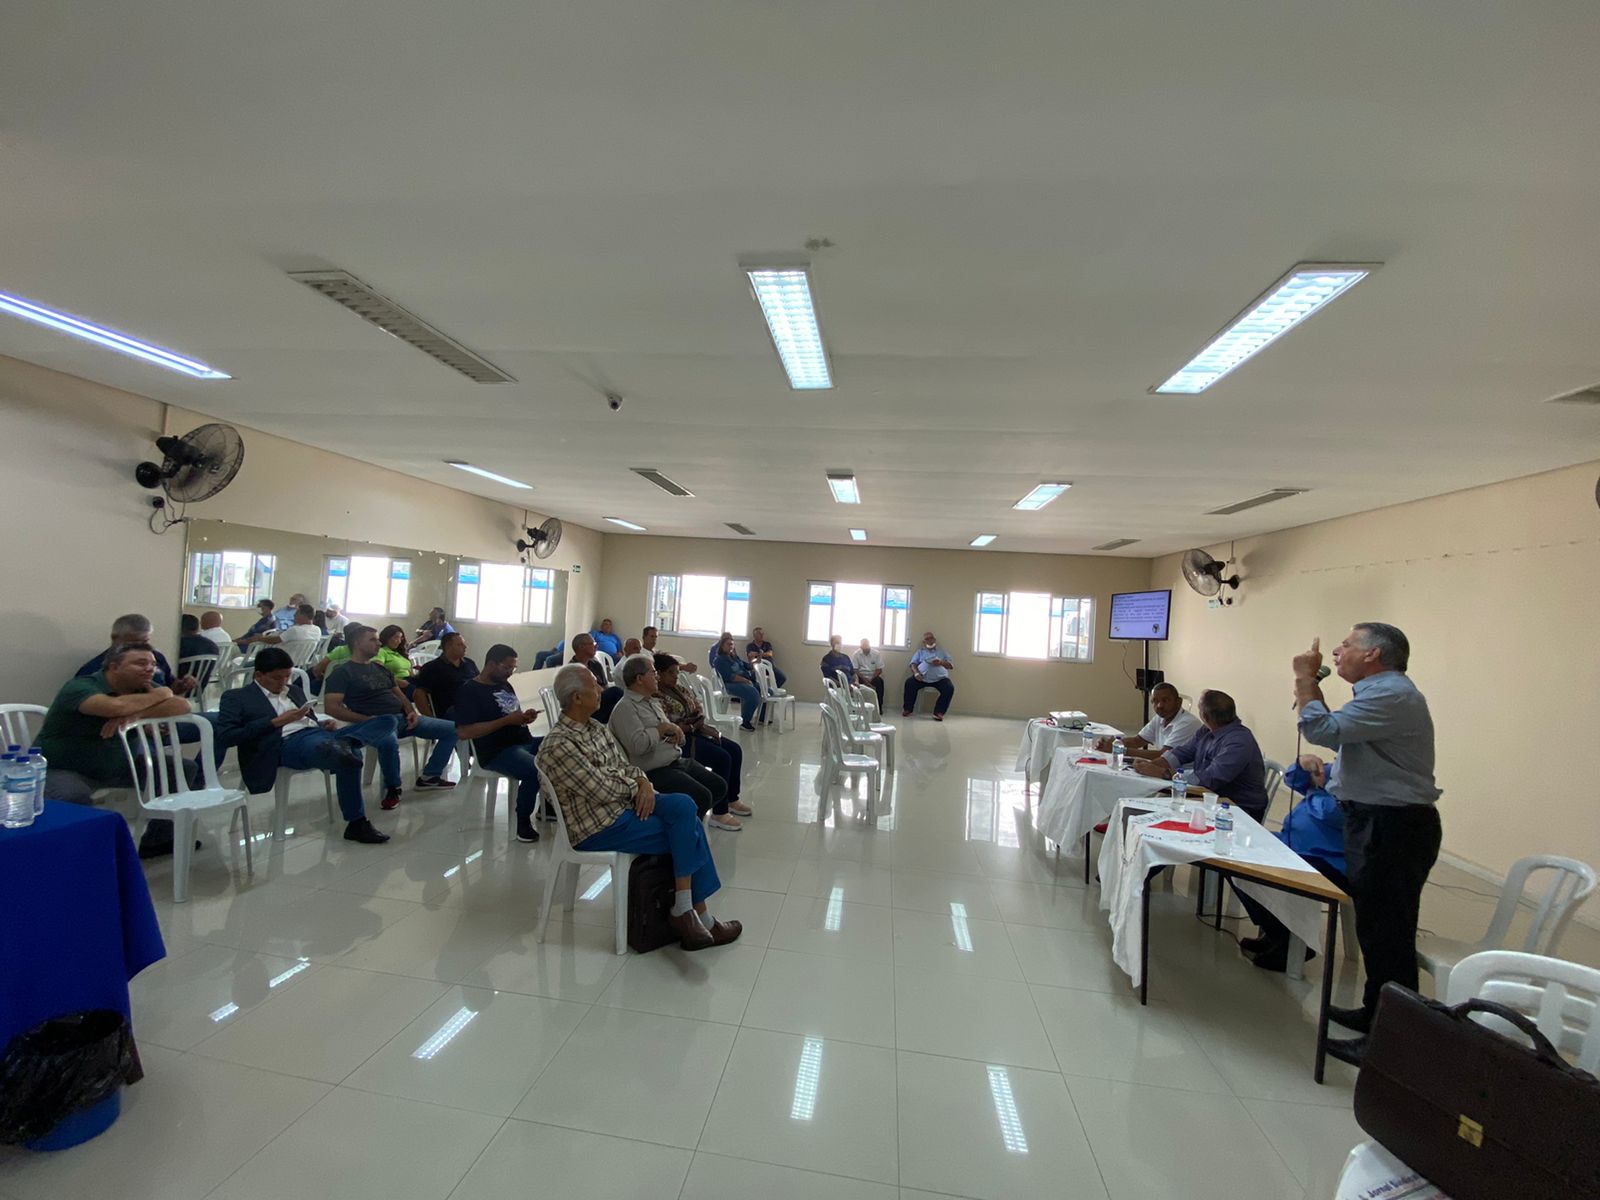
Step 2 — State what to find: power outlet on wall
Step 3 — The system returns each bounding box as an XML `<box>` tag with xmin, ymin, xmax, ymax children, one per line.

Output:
<box><xmin>1207</xmin><ymin>597</ymin><xmax>1226</xmax><ymax>610</ymax></box>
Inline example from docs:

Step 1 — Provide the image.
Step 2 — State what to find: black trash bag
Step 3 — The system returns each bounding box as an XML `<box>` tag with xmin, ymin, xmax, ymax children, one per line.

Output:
<box><xmin>0</xmin><ymin>1011</ymin><xmax>139</xmax><ymax>1145</ymax></box>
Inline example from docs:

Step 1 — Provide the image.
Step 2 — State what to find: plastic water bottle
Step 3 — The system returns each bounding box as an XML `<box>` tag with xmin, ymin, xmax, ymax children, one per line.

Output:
<box><xmin>1213</xmin><ymin>802</ymin><xmax>1234</xmax><ymax>856</ymax></box>
<box><xmin>2</xmin><ymin>754</ymin><xmax>34</xmax><ymax>828</ymax></box>
<box><xmin>1082</xmin><ymin>726</ymin><xmax>1096</xmax><ymax>753</ymax></box>
<box><xmin>1171</xmin><ymin>768</ymin><xmax>1186</xmax><ymax>798</ymax></box>
<box><xmin>1111</xmin><ymin>737</ymin><xmax>1125</xmax><ymax>770</ymax></box>
<box><xmin>28</xmin><ymin>746</ymin><xmax>47</xmax><ymax>816</ymax></box>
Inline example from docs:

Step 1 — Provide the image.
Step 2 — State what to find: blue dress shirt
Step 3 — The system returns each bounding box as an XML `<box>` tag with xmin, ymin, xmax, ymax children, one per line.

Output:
<box><xmin>1277</xmin><ymin>763</ymin><xmax>1346</xmax><ymax>873</ymax></box>
<box><xmin>1164</xmin><ymin>720</ymin><xmax>1269</xmax><ymax>820</ymax></box>
<box><xmin>1297</xmin><ymin>670</ymin><xmax>1440</xmax><ymax>808</ymax></box>
<box><xmin>909</xmin><ymin>644</ymin><xmax>952</xmax><ymax>683</ymax></box>
<box><xmin>590</xmin><ymin>629</ymin><xmax>622</xmax><ymax>657</ymax></box>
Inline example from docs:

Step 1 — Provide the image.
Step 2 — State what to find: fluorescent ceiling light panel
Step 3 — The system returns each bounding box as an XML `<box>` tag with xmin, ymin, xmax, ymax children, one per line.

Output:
<box><xmin>744</xmin><ymin>264</ymin><xmax>833</xmax><ymax>389</ymax></box>
<box><xmin>1206</xmin><ymin>487</ymin><xmax>1308</xmax><ymax>516</ymax></box>
<box><xmin>849</xmin><ymin>528</ymin><xmax>867</xmax><ymax>541</ymax></box>
<box><xmin>969</xmin><ymin>534</ymin><xmax>998</xmax><ymax>547</ymax></box>
<box><xmin>827</xmin><ymin>473</ymin><xmax>861</xmax><ymax>505</ymax></box>
<box><xmin>1093</xmin><ymin>538</ymin><xmax>1141</xmax><ymax>551</ymax></box>
<box><xmin>726</xmin><ymin>523</ymin><xmax>757</xmax><ymax>536</ymax></box>
<box><xmin>0</xmin><ymin>289</ymin><xmax>231</xmax><ymax>379</ymax></box>
<box><xmin>605</xmin><ymin>517</ymin><xmax>647</xmax><ymax>531</ymax></box>
<box><xmin>1013</xmin><ymin>483</ymin><xmax>1072</xmax><ymax>511</ymax></box>
<box><xmin>631</xmin><ymin>468</ymin><xmax>695</xmax><ymax>497</ymax></box>
<box><xmin>1153</xmin><ymin>263</ymin><xmax>1379</xmax><ymax>395</ymax></box>
<box><xmin>444</xmin><ymin>460</ymin><xmax>532</xmax><ymax>490</ymax></box>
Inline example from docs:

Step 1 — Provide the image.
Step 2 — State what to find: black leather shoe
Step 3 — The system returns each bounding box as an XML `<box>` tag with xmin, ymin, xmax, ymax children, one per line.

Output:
<box><xmin>343</xmin><ymin>819</ymin><xmax>391</xmax><ymax>844</ymax></box>
<box><xmin>515</xmin><ymin>817</ymin><xmax>540</xmax><ymax>843</ymax></box>
<box><xmin>1246</xmin><ymin>944</ymin><xmax>1314</xmax><ymax>973</ymax></box>
<box><xmin>1324</xmin><ymin>1035</ymin><xmax>1368</xmax><ymax>1067</ymax></box>
<box><xmin>1239</xmin><ymin>934</ymin><xmax>1273</xmax><ymax>955</ymax></box>
<box><xmin>1328</xmin><ymin>1005</ymin><xmax>1373</xmax><ymax>1034</ymax></box>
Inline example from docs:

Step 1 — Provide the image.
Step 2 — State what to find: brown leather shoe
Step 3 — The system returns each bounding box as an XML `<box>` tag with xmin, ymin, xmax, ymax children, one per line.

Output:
<box><xmin>670</xmin><ymin>910</ymin><xmax>715</xmax><ymax>951</ymax></box>
<box><xmin>707</xmin><ymin>919</ymin><xmax>743</xmax><ymax>946</ymax></box>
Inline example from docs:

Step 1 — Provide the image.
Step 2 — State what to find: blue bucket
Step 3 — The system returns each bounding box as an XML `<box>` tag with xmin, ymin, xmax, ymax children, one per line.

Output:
<box><xmin>25</xmin><ymin>1090</ymin><xmax>121</xmax><ymax>1151</ymax></box>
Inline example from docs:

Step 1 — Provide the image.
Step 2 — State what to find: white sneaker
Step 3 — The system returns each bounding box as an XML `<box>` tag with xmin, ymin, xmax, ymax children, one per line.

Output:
<box><xmin>708</xmin><ymin>814</ymin><xmax>744</xmax><ymax>831</ymax></box>
<box><xmin>727</xmin><ymin>801</ymin><xmax>753</xmax><ymax>817</ymax></box>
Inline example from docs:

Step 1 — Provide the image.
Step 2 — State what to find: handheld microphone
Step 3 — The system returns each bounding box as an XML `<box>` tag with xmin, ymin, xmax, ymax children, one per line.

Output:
<box><xmin>1291</xmin><ymin>664</ymin><xmax>1332</xmax><ymax>707</ymax></box>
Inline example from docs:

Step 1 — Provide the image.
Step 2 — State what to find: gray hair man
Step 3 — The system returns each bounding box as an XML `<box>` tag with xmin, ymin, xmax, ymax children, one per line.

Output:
<box><xmin>1295</xmin><ymin>623</ymin><xmax>1440</xmax><ymax>1065</ymax></box>
<box><xmin>75</xmin><ymin>613</ymin><xmax>197</xmax><ymax>696</ymax></box>
<box><xmin>538</xmin><ymin>664</ymin><xmax>741</xmax><ymax>951</ymax></box>
<box><xmin>608</xmin><ymin>654</ymin><xmax>737</xmax><ymax>829</ymax></box>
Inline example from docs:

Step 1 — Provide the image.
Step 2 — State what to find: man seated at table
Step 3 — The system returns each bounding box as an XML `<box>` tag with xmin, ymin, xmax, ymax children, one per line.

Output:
<box><xmin>454</xmin><ymin>643</ymin><xmax>545</xmax><ymax>844</ymax></box>
<box><xmin>78</xmin><ymin>613</ymin><xmax>199</xmax><ymax>698</ymax></box>
<box><xmin>607</xmin><ymin>654</ymin><xmax>736</xmax><ymax>829</ymax></box>
<box><xmin>1131</xmin><ymin>689</ymin><xmax>1269</xmax><ymax>821</ymax></box>
<box><xmin>745</xmin><ymin>627</ymin><xmax>785</xmax><ymax>689</ymax></box>
<box><xmin>851</xmin><ymin>638</ymin><xmax>885</xmax><ymax>707</ymax></box>
<box><xmin>39</xmin><ymin>643</ymin><xmax>198</xmax><ymax>858</ymax></box>
<box><xmin>413</xmin><ymin>632</ymin><xmax>478</xmax><ymax>718</ymax></box>
<box><xmin>1098</xmin><ymin>683</ymin><xmax>1202</xmax><ymax>761</ymax></box>
<box><xmin>902</xmin><ymin>631</ymin><xmax>955</xmax><ymax>720</ymax></box>
<box><xmin>323</xmin><ymin>623</ymin><xmax>458</xmax><ymax>809</ymax></box>
<box><xmin>820</xmin><ymin>635</ymin><xmax>855</xmax><ymax>686</ymax></box>
<box><xmin>1232</xmin><ymin>754</ymin><xmax>1347</xmax><ymax>972</ymax></box>
<box><xmin>538</xmin><ymin>664</ymin><xmax>741</xmax><ymax>950</ymax></box>
<box><xmin>217</xmin><ymin>647</ymin><xmax>390</xmax><ymax>844</ymax></box>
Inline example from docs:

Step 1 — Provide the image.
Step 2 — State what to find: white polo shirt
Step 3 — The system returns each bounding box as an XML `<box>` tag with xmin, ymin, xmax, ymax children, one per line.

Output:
<box><xmin>1137</xmin><ymin>708</ymin><xmax>1204</xmax><ymax>750</ymax></box>
<box><xmin>850</xmin><ymin>648</ymin><xmax>884</xmax><ymax>677</ymax></box>
<box><xmin>200</xmin><ymin>625</ymin><xmax>234</xmax><ymax>650</ymax></box>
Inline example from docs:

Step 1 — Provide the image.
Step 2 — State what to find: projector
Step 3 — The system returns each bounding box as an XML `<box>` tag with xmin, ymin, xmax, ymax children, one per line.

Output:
<box><xmin>1048</xmin><ymin>711</ymin><xmax>1089</xmax><ymax>729</ymax></box>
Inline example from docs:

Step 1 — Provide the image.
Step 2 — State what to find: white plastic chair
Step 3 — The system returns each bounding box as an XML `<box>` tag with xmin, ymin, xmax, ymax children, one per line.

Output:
<box><xmin>118</xmin><ymin>715</ymin><xmax>252</xmax><ymax>902</ymax></box>
<box><xmin>455</xmin><ymin>740</ymin><xmax>518</xmax><ymax>831</ymax></box>
<box><xmin>0</xmin><ymin>703</ymin><xmax>47</xmax><ymax>750</ymax></box>
<box><xmin>819</xmin><ymin>703</ymin><xmax>880</xmax><ymax>806</ymax></box>
<box><xmin>177</xmin><ymin>654</ymin><xmax>219</xmax><ymax>697</ymax></box>
<box><xmin>695</xmin><ymin>673</ymin><xmax>743</xmax><ymax>729</ymax></box>
<box><xmin>409</xmin><ymin>639</ymin><xmax>442</xmax><ymax>666</ymax></box>
<box><xmin>1444</xmin><ymin>949</ymin><xmax>1600</xmax><ymax>1072</ymax></box>
<box><xmin>268</xmin><ymin>668</ymin><xmax>336</xmax><ymax>839</ymax></box>
<box><xmin>849</xmin><ymin>684</ymin><xmax>896</xmax><ymax>772</ymax></box>
<box><xmin>281</xmin><ymin>635</ymin><xmax>326</xmax><ymax>669</ymax></box>
<box><xmin>593</xmin><ymin>650</ymin><xmax>615</xmax><ymax>685</ymax></box>
<box><xmin>534</xmin><ymin>774</ymin><xmax>635</xmax><ymax>955</ymax></box>
<box><xmin>826</xmin><ymin>684</ymin><xmax>884</xmax><ymax>768</ymax></box>
<box><xmin>1419</xmin><ymin>854</ymin><xmax>1598</xmax><ymax>996</ymax></box>
<box><xmin>1261</xmin><ymin>758</ymin><xmax>1285</xmax><ymax>814</ymax></box>
<box><xmin>686</xmin><ymin>674</ymin><xmax>739</xmax><ymax>735</ymax></box>
<box><xmin>538</xmin><ymin>686</ymin><xmax>561</xmax><ymax>729</ymax></box>
<box><xmin>755</xmin><ymin>660</ymin><xmax>796</xmax><ymax>732</ymax></box>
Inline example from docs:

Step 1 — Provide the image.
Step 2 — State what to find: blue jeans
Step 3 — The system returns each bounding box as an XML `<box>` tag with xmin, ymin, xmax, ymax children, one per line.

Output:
<box><xmin>281</xmin><ymin>728</ymin><xmax>367</xmax><ymax>822</ymax></box>
<box><xmin>724</xmin><ymin>679</ymin><xmax>762</xmax><ymax>725</ymax></box>
<box><xmin>483</xmin><ymin>742</ymin><xmax>544</xmax><ymax>819</ymax></box>
<box><xmin>577</xmin><ymin>793</ymin><xmax>721</xmax><ymax>904</ymax></box>
<box><xmin>339</xmin><ymin>714</ymin><xmax>403</xmax><ymax>786</ymax></box>
<box><xmin>403</xmin><ymin>714</ymin><xmax>458</xmax><ymax>778</ymax></box>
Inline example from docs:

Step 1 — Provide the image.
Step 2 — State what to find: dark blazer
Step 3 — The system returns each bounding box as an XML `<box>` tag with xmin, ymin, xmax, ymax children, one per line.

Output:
<box><xmin>218</xmin><ymin>681</ymin><xmax>314</xmax><ymax>795</ymax></box>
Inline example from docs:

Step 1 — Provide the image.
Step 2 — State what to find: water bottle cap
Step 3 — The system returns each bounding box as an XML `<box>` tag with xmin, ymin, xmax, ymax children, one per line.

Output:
<box><xmin>5</xmin><ymin>745</ymin><xmax>18</xmax><ymax>754</ymax></box>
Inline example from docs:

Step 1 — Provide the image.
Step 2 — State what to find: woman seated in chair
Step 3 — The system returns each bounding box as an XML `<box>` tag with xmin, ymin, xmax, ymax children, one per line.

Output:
<box><xmin>655</xmin><ymin>655</ymin><xmax>752</xmax><ymax>820</ymax></box>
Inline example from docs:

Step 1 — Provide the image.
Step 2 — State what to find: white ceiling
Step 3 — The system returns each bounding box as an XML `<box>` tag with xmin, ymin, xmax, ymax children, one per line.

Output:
<box><xmin>3</xmin><ymin>1</ymin><xmax>1600</xmax><ymax>557</ymax></box>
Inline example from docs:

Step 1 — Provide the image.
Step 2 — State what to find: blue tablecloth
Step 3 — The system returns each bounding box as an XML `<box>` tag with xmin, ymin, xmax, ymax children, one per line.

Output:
<box><xmin>0</xmin><ymin>802</ymin><xmax>166</xmax><ymax>1052</ymax></box>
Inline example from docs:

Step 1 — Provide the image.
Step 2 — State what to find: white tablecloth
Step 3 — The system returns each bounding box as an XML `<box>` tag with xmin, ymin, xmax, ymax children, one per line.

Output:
<box><xmin>1033</xmin><ymin>749</ymin><xmax>1170</xmax><ymax>848</ymax></box>
<box><xmin>1014</xmin><ymin>718</ymin><xmax>1122</xmax><ymax>781</ymax></box>
<box><xmin>1097</xmin><ymin>799</ymin><xmax>1331</xmax><ymax>988</ymax></box>
<box><xmin>1335</xmin><ymin>1141</ymin><xmax>1450</xmax><ymax>1200</ymax></box>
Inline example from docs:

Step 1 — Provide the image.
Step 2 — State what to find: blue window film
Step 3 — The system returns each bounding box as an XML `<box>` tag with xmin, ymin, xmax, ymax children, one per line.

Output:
<box><xmin>459</xmin><ymin>565</ymin><xmax>480</xmax><ymax>584</ymax></box>
<box><xmin>391</xmin><ymin>562</ymin><xmax>411</xmax><ymax>581</ymax></box>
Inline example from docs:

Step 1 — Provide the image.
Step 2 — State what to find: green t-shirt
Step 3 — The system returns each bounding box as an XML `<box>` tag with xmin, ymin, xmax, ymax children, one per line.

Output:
<box><xmin>37</xmin><ymin>672</ymin><xmax>132</xmax><ymax>783</ymax></box>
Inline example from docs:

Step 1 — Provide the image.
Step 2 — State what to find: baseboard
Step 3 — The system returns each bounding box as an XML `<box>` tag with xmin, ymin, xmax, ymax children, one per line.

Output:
<box><xmin>1437</xmin><ymin>849</ymin><xmax>1600</xmax><ymax>932</ymax></box>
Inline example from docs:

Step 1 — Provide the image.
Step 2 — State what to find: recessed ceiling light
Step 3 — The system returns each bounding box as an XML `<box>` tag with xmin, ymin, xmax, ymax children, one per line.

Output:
<box><xmin>744</xmin><ymin>263</ymin><xmax>833</xmax><ymax>390</ymax></box>
<box><xmin>1013</xmin><ymin>482</ymin><xmax>1072</xmax><ymax>511</ymax></box>
<box><xmin>849</xmin><ymin>529</ymin><xmax>867</xmax><ymax>541</ymax></box>
<box><xmin>0</xmin><ymin>289</ymin><xmax>232</xmax><ymax>380</ymax></box>
<box><xmin>969</xmin><ymin>534</ymin><xmax>998</xmax><ymax>547</ymax></box>
<box><xmin>726</xmin><ymin>523</ymin><xmax>757</xmax><ymax>536</ymax></box>
<box><xmin>630</xmin><ymin>468</ymin><xmax>694</xmax><ymax>497</ymax></box>
<box><xmin>1093</xmin><ymin>538</ymin><xmax>1141</xmax><ymax>551</ymax></box>
<box><xmin>1153</xmin><ymin>263</ymin><xmax>1379</xmax><ymax>395</ymax></box>
<box><xmin>444</xmin><ymin>461</ymin><xmax>531</xmax><ymax>489</ymax></box>
<box><xmin>605</xmin><ymin>517</ymin><xmax>647</xmax><ymax>531</ymax></box>
<box><xmin>826</xmin><ymin>473</ymin><xmax>861</xmax><ymax>505</ymax></box>
<box><xmin>1206</xmin><ymin>487</ymin><xmax>1308</xmax><ymax>515</ymax></box>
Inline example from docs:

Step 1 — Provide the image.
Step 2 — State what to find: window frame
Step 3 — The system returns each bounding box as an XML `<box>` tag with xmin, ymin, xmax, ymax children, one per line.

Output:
<box><xmin>452</xmin><ymin>561</ymin><xmax>557</xmax><ymax>627</ymax></box>
<box><xmin>970</xmin><ymin>589</ymin><xmax>1095</xmax><ymax>663</ymax></box>
<box><xmin>187</xmin><ymin>549</ymin><xmax>277</xmax><ymax>609</ymax></box>
<box><xmin>323</xmin><ymin>553</ymin><xmax>414</xmax><ymax>618</ymax></box>
<box><xmin>645</xmin><ymin>573</ymin><xmax>752</xmax><ymax>639</ymax></box>
<box><xmin>801</xmin><ymin>579</ymin><xmax>913</xmax><ymax>648</ymax></box>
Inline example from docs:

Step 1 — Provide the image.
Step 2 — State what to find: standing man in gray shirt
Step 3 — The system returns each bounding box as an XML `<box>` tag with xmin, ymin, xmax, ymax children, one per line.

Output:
<box><xmin>607</xmin><ymin>654</ymin><xmax>736</xmax><ymax>829</ymax></box>
<box><xmin>1294</xmin><ymin>623</ymin><xmax>1441</xmax><ymax>1065</ymax></box>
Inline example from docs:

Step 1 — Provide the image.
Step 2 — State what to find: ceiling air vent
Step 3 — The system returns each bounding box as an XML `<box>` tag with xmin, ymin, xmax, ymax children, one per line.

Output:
<box><xmin>1092</xmin><ymin>538</ymin><xmax>1141</xmax><ymax>551</ymax></box>
<box><xmin>725</xmin><ymin>523</ymin><xmax>757</xmax><ymax>536</ymax></box>
<box><xmin>1549</xmin><ymin>384</ymin><xmax>1600</xmax><ymax>405</ymax></box>
<box><xmin>630</xmin><ymin>468</ymin><xmax>695</xmax><ymax>498</ymax></box>
<box><xmin>1206</xmin><ymin>488</ymin><xmax>1308</xmax><ymax>516</ymax></box>
<box><xmin>288</xmin><ymin>270</ymin><xmax>514</xmax><ymax>383</ymax></box>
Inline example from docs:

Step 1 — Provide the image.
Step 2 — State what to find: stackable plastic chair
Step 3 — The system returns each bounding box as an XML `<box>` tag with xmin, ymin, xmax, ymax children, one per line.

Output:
<box><xmin>826</xmin><ymin>684</ymin><xmax>884</xmax><ymax>769</ymax></box>
<box><xmin>849</xmin><ymin>684</ymin><xmax>896</xmax><ymax>772</ymax></box>
<box><xmin>265</xmin><ymin>668</ymin><xmax>336</xmax><ymax>839</ymax></box>
<box><xmin>593</xmin><ymin>650</ymin><xmax>615</xmax><ymax>684</ymax></box>
<box><xmin>177</xmin><ymin>654</ymin><xmax>218</xmax><ymax>697</ymax></box>
<box><xmin>1261</xmin><ymin>758</ymin><xmax>1285</xmax><ymax>815</ymax></box>
<box><xmin>409</xmin><ymin>639</ymin><xmax>443</xmax><ymax>666</ymax></box>
<box><xmin>538</xmin><ymin>686</ymin><xmax>561</xmax><ymax>729</ymax></box>
<box><xmin>0</xmin><ymin>703</ymin><xmax>47</xmax><ymax>749</ymax></box>
<box><xmin>535</xmin><ymin>775</ymin><xmax>635</xmax><ymax>955</ymax></box>
<box><xmin>1445</xmin><ymin>949</ymin><xmax>1600</xmax><ymax>1072</ymax></box>
<box><xmin>818</xmin><ymin>703</ymin><xmax>880</xmax><ymax>805</ymax></box>
<box><xmin>688</xmin><ymin>674</ymin><xmax>740</xmax><ymax>735</ymax></box>
<box><xmin>455</xmin><ymin>740</ymin><xmax>519</xmax><ymax>831</ymax></box>
<box><xmin>755</xmin><ymin>660</ymin><xmax>796</xmax><ymax>732</ymax></box>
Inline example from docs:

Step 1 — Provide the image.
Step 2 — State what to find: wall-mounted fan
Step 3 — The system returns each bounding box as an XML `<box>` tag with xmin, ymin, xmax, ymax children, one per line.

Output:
<box><xmin>135</xmin><ymin>423</ymin><xmax>245</xmax><ymax>531</ymax></box>
<box><xmin>1180</xmin><ymin>548</ymin><xmax>1240</xmax><ymax>599</ymax></box>
<box><xmin>515</xmin><ymin>516</ymin><xmax>564</xmax><ymax>560</ymax></box>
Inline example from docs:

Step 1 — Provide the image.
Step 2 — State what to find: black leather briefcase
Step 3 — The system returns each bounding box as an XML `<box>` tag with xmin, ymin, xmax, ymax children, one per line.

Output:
<box><xmin>1353</xmin><ymin>982</ymin><xmax>1600</xmax><ymax>1200</ymax></box>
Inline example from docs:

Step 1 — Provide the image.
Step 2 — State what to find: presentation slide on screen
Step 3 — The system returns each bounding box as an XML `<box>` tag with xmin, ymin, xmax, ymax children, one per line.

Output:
<box><xmin>1109</xmin><ymin>590</ymin><xmax>1170</xmax><ymax>640</ymax></box>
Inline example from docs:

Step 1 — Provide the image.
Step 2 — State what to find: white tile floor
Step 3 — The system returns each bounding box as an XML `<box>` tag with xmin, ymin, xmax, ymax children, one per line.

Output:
<box><xmin>4</xmin><ymin>711</ymin><xmax>1596</xmax><ymax>1199</ymax></box>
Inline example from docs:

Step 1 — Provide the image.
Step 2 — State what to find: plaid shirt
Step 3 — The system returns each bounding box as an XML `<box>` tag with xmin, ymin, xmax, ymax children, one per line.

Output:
<box><xmin>536</xmin><ymin>715</ymin><xmax>645</xmax><ymax>844</ymax></box>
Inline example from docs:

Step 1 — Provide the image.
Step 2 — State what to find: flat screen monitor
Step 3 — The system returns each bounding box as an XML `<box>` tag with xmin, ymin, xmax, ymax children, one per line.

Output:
<box><xmin>1108</xmin><ymin>589</ymin><xmax>1171</xmax><ymax>641</ymax></box>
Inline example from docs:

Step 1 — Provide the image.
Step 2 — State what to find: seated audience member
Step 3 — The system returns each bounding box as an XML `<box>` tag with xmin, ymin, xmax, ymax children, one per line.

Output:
<box><xmin>79</xmin><ymin>612</ymin><xmax>198</xmax><ymax>697</ymax></box>
<box><xmin>454</xmin><ymin>643</ymin><xmax>545</xmax><ymax>843</ymax></box>
<box><xmin>323</xmin><ymin>623</ymin><xmax>457</xmax><ymax>809</ymax></box>
<box><xmin>820</xmin><ymin>635</ymin><xmax>855</xmax><ymax>685</ymax></box>
<box><xmin>656</xmin><ymin>655</ymin><xmax>751</xmax><ymax>819</ymax></box>
<box><xmin>619</xmin><ymin>637</ymin><xmax>643</xmax><ymax>662</ymax></box>
<box><xmin>256</xmin><ymin>603</ymin><xmax>323</xmax><ymax>653</ymax></box>
<box><xmin>273</xmin><ymin>593</ymin><xmax>308</xmax><ymax>631</ymax></box>
<box><xmin>712</xmin><ymin>632</ymin><xmax>763</xmax><ymax>731</ymax></box>
<box><xmin>414</xmin><ymin>606</ymin><xmax>455</xmax><ymax>644</ymax></box>
<box><xmin>903</xmin><ymin>631</ymin><xmax>956</xmax><ymax>720</ymax></box>
<box><xmin>239</xmin><ymin>598</ymin><xmax>279</xmax><ymax>647</ymax></box>
<box><xmin>312</xmin><ymin>609</ymin><xmax>330</xmax><ymax>633</ymax></box>
<box><xmin>1232</xmin><ymin>755</ymin><xmax>1347</xmax><ymax>971</ymax></box>
<box><xmin>1132</xmin><ymin>688</ymin><xmax>1270</xmax><ymax>820</ymax></box>
<box><xmin>179</xmin><ymin>613</ymin><xmax>220</xmax><ymax>662</ymax></box>
<box><xmin>538</xmin><ymin>665</ymin><xmax>741</xmax><ymax>950</ymax></box>
<box><xmin>570</xmin><ymin>632</ymin><xmax>624</xmax><ymax>721</ymax></box>
<box><xmin>323</xmin><ymin>605</ymin><xmax>347</xmax><ymax>636</ymax></box>
<box><xmin>589</xmin><ymin>618</ymin><xmax>622</xmax><ymax>658</ymax></box>
<box><xmin>608</xmin><ymin>654</ymin><xmax>736</xmax><ymax>829</ymax></box>
<box><xmin>318</xmin><ymin>623</ymin><xmax>414</xmax><ymax>685</ymax></box>
<box><xmin>217</xmin><ymin>647</ymin><xmax>389</xmax><ymax>844</ymax></box>
<box><xmin>40</xmin><ymin>643</ymin><xmax>196</xmax><ymax>857</ymax></box>
<box><xmin>851</xmin><ymin>638</ymin><xmax>886</xmax><ymax>707</ymax></box>
<box><xmin>641</xmin><ymin>626</ymin><xmax>697</xmax><ymax>673</ymax></box>
<box><xmin>532</xmin><ymin>639</ymin><xmax>565</xmax><ymax>670</ymax></box>
<box><xmin>198</xmin><ymin>610</ymin><xmax>234</xmax><ymax>651</ymax></box>
<box><xmin>413</xmin><ymin>632</ymin><xmax>478</xmax><ymax>718</ymax></box>
<box><xmin>745</xmin><ymin>627</ymin><xmax>785</xmax><ymax>688</ymax></box>
<box><xmin>1099</xmin><ymin>682</ymin><xmax>1202</xmax><ymax>760</ymax></box>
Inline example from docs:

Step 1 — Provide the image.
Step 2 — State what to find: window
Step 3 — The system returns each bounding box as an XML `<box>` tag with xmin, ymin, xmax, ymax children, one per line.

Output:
<box><xmin>324</xmin><ymin>555</ymin><xmax>412</xmax><ymax>617</ymax></box>
<box><xmin>453</xmin><ymin>562</ymin><xmax>556</xmax><ymax>625</ymax></box>
<box><xmin>647</xmin><ymin>574</ymin><xmax>751</xmax><ymax>637</ymax></box>
<box><xmin>972</xmin><ymin>591</ymin><xmax>1094</xmax><ymax>661</ymax></box>
<box><xmin>804</xmin><ymin>581</ymin><xmax>911</xmax><ymax>647</ymax></box>
<box><xmin>187</xmin><ymin>550</ymin><xmax>276</xmax><ymax>608</ymax></box>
